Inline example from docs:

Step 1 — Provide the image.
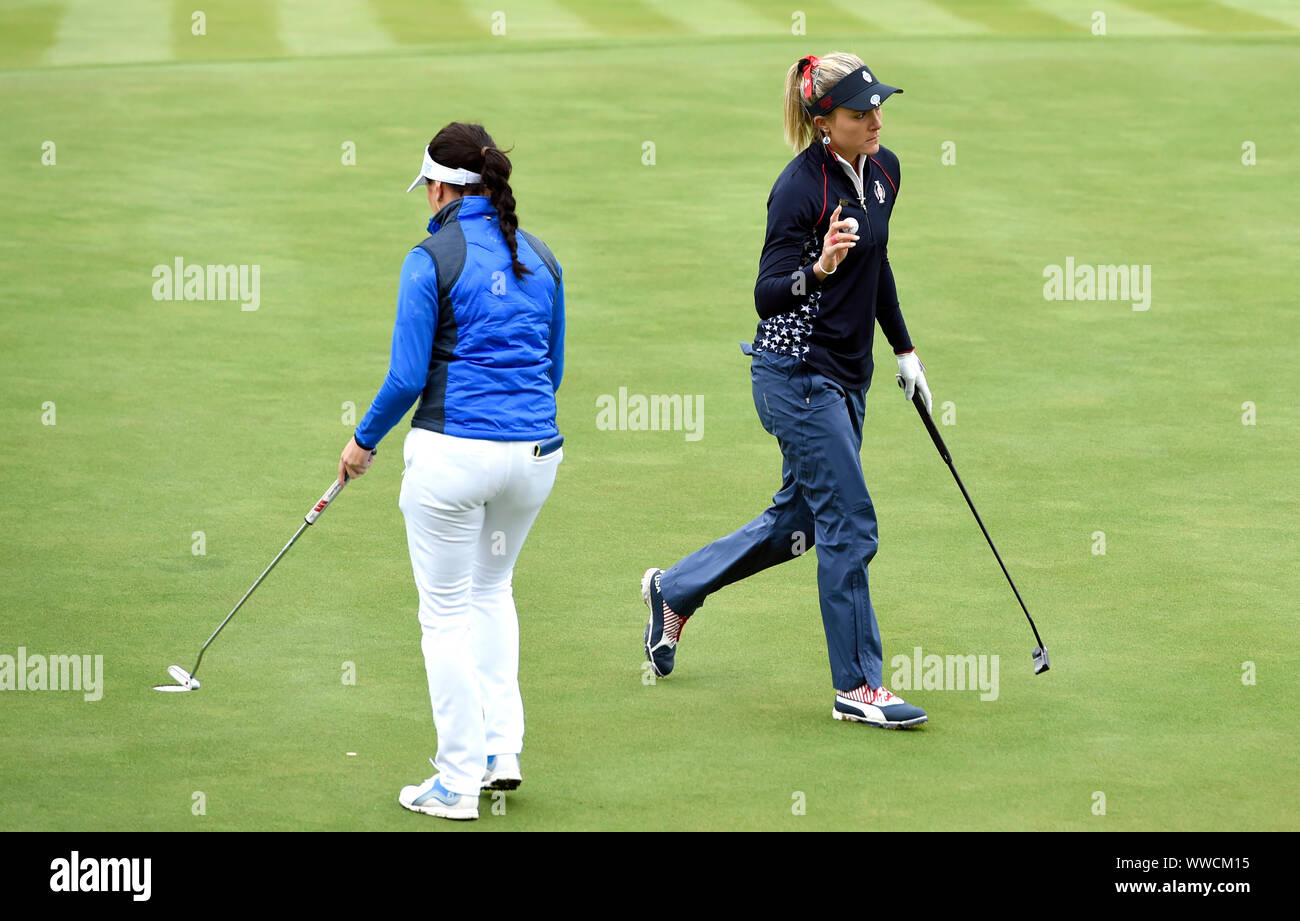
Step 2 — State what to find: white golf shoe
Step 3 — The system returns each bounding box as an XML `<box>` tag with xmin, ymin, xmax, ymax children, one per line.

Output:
<box><xmin>482</xmin><ymin>753</ymin><xmax>522</xmax><ymax>791</ymax></box>
<box><xmin>399</xmin><ymin>760</ymin><xmax>479</xmax><ymax>820</ymax></box>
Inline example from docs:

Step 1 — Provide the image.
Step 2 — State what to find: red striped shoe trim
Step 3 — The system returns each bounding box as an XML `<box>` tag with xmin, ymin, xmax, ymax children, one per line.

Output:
<box><xmin>838</xmin><ymin>684</ymin><xmax>898</xmax><ymax>705</ymax></box>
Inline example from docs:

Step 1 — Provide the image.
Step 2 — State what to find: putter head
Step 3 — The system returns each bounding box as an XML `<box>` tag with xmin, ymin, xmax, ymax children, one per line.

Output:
<box><xmin>152</xmin><ymin>665</ymin><xmax>200</xmax><ymax>692</ymax></box>
<box><xmin>1032</xmin><ymin>646</ymin><xmax>1050</xmax><ymax>675</ymax></box>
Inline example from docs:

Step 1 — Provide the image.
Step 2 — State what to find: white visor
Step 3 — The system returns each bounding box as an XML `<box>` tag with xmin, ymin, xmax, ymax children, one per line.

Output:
<box><xmin>405</xmin><ymin>149</ymin><xmax>483</xmax><ymax>193</ymax></box>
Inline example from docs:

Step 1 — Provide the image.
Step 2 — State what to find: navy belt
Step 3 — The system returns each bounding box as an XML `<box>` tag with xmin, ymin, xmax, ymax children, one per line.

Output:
<box><xmin>533</xmin><ymin>434</ymin><xmax>564</xmax><ymax>457</ymax></box>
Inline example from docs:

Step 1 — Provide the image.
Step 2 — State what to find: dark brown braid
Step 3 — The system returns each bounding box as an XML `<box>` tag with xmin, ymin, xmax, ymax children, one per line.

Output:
<box><xmin>427</xmin><ymin>123</ymin><xmax>530</xmax><ymax>279</ymax></box>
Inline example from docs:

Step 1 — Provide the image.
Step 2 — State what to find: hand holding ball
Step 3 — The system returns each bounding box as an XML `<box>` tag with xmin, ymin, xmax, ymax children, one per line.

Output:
<box><xmin>820</xmin><ymin>206</ymin><xmax>859</xmax><ymax>276</ymax></box>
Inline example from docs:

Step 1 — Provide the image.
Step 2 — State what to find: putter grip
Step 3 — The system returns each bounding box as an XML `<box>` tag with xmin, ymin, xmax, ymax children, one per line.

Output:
<box><xmin>305</xmin><ymin>478</ymin><xmax>346</xmax><ymax>525</ymax></box>
<box><xmin>897</xmin><ymin>374</ymin><xmax>951</xmax><ymax>464</ymax></box>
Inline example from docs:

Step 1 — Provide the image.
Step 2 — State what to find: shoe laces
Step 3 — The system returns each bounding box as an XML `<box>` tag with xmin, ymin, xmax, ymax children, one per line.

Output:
<box><xmin>839</xmin><ymin>682</ymin><xmax>893</xmax><ymax>704</ymax></box>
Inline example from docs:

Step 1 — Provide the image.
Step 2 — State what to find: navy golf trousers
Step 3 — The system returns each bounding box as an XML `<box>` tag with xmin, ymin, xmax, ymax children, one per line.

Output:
<box><xmin>659</xmin><ymin>349</ymin><xmax>883</xmax><ymax>691</ymax></box>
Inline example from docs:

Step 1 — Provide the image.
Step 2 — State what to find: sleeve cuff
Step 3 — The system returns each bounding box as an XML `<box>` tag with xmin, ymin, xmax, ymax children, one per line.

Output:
<box><xmin>353</xmin><ymin>431</ymin><xmax>377</xmax><ymax>452</ymax></box>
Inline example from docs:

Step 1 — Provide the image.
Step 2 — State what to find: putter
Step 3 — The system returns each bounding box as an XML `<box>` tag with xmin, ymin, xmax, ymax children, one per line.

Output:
<box><xmin>897</xmin><ymin>377</ymin><xmax>1050</xmax><ymax>675</ymax></box>
<box><xmin>153</xmin><ymin>475</ymin><xmax>352</xmax><ymax>692</ymax></box>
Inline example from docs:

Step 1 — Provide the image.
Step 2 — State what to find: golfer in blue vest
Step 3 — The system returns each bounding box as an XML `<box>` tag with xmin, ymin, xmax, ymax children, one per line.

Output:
<box><xmin>339</xmin><ymin>122</ymin><xmax>565</xmax><ymax>819</ymax></box>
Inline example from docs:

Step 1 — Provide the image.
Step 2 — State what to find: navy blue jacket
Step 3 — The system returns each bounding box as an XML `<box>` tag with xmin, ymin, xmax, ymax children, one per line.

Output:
<box><xmin>752</xmin><ymin>142</ymin><xmax>912</xmax><ymax>391</ymax></box>
<box><xmin>354</xmin><ymin>196</ymin><xmax>564</xmax><ymax>449</ymax></box>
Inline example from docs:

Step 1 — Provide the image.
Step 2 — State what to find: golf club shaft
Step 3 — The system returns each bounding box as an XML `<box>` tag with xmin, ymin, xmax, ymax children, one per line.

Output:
<box><xmin>901</xmin><ymin>384</ymin><xmax>1046</xmax><ymax>650</ymax></box>
<box><xmin>189</xmin><ymin>521</ymin><xmax>308</xmax><ymax>678</ymax></box>
<box><xmin>188</xmin><ymin>477</ymin><xmax>347</xmax><ymax>679</ymax></box>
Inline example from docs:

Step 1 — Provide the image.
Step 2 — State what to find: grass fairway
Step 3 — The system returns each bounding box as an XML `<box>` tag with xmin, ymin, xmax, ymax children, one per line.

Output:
<box><xmin>1</xmin><ymin>1</ymin><xmax>1296</xmax><ymax>832</ymax></box>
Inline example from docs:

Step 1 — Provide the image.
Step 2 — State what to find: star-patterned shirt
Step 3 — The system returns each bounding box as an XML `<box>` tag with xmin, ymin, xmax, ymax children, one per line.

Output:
<box><xmin>751</xmin><ymin>142</ymin><xmax>913</xmax><ymax>391</ymax></box>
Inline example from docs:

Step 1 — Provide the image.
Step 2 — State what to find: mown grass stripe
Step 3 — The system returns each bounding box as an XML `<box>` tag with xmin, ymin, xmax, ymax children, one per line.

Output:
<box><xmin>367</xmin><ymin>0</ymin><xmax>495</xmax><ymax>44</ymax></box>
<box><xmin>924</xmin><ymin>0</ymin><xmax>1076</xmax><ymax>34</ymax></box>
<box><xmin>1121</xmin><ymin>0</ymin><xmax>1294</xmax><ymax>32</ymax></box>
<box><xmin>733</xmin><ymin>0</ymin><xmax>835</xmax><ymax>34</ymax></box>
<box><xmin>278</xmin><ymin>0</ymin><xmax>394</xmax><ymax>56</ymax></box>
<box><xmin>827</xmin><ymin>0</ymin><xmax>989</xmax><ymax>34</ymax></box>
<box><xmin>457</xmin><ymin>0</ymin><xmax>600</xmax><ymax>38</ymax></box>
<box><xmin>1030</xmin><ymin>0</ymin><xmax>1200</xmax><ymax>34</ymax></box>
<box><xmin>44</xmin><ymin>0</ymin><xmax>172</xmax><ymax>66</ymax></box>
<box><xmin>172</xmin><ymin>0</ymin><xmax>287</xmax><ymax>61</ymax></box>
<box><xmin>637</xmin><ymin>0</ymin><xmax>779</xmax><ymax>35</ymax></box>
<box><xmin>0</xmin><ymin>1</ymin><xmax>65</xmax><ymax>70</ymax></box>
<box><xmin>550</xmin><ymin>0</ymin><xmax>692</xmax><ymax>36</ymax></box>
<box><xmin>1214</xmin><ymin>0</ymin><xmax>1300</xmax><ymax>29</ymax></box>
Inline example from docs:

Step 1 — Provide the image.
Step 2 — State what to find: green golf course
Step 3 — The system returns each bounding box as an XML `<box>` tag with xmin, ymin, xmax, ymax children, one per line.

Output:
<box><xmin>1</xmin><ymin>0</ymin><xmax>1295</xmax><ymax>832</ymax></box>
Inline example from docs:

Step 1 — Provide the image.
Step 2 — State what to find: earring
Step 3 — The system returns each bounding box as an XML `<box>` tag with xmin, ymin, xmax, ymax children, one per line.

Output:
<box><xmin>821</xmin><ymin>134</ymin><xmax>830</xmax><ymax>146</ymax></box>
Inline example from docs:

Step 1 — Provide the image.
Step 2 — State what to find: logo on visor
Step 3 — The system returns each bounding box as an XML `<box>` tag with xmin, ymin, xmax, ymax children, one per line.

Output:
<box><xmin>863</xmin><ymin>71</ymin><xmax>872</xmax><ymax>82</ymax></box>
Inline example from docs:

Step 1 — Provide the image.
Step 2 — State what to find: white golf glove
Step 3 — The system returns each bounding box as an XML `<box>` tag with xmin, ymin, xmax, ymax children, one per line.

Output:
<box><xmin>896</xmin><ymin>350</ymin><xmax>932</xmax><ymax>414</ymax></box>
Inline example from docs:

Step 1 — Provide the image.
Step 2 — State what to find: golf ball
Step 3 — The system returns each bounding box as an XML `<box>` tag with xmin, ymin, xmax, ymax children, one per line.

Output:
<box><xmin>843</xmin><ymin>217</ymin><xmax>859</xmax><ymax>234</ymax></box>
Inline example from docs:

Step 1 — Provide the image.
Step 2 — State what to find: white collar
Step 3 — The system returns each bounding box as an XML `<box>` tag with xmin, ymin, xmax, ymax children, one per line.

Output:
<box><xmin>828</xmin><ymin>147</ymin><xmax>866</xmax><ymax>193</ymax></box>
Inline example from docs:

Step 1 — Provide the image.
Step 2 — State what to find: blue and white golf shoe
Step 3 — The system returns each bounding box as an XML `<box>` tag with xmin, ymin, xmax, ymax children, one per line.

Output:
<box><xmin>399</xmin><ymin>760</ymin><xmax>479</xmax><ymax>820</ymax></box>
<box><xmin>642</xmin><ymin>568</ymin><xmax>688</xmax><ymax>677</ymax></box>
<box><xmin>833</xmin><ymin>684</ymin><xmax>928</xmax><ymax>729</ymax></box>
<box><xmin>482</xmin><ymin>754</ymin><xmax>522</xmax><ymax>792</ymax></box>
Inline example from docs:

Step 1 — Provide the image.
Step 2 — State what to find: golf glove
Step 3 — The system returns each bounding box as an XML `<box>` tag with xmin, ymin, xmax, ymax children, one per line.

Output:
<box><xmin>897</xmin><ymin>350</ymin><xmax>932</xmax><ymax>414</ymax></box>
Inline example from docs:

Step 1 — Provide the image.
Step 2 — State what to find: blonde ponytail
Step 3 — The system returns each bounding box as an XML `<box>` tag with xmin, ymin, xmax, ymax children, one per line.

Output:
<box><xmin>781</xmin><ymin>51</ymin><xmax>866</xmax><ymax>152</ymax></box>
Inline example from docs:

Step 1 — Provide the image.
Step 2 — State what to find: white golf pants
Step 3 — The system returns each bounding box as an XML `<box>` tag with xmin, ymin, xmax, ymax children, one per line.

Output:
<box><xmin>398</xmin><ymin>427</ymin><xmax>561</xmax><ymax>796</ymax></box>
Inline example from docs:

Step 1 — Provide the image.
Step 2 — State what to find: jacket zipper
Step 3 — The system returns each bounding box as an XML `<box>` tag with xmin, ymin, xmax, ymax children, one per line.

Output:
<box><xmin>829</xmin><ymin>148</ymin><xmax>873</xmax><ymax>243</ymax></box>
<box><xmin>832</xmin><ymin>150</ymin><xmax>867</xmax><ymax>210</ymax></box>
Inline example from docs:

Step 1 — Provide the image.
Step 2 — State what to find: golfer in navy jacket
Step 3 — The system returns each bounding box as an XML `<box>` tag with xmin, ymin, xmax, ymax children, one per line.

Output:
<box><xmin>641</xmin><ymin>52</ymin><xmax>933</xmax><ymax>729</ymax></box>
<box><xmin>339</xmin><ymin>122</ymin><xmax>564</xmax><ymax>819</ymax></box>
